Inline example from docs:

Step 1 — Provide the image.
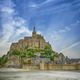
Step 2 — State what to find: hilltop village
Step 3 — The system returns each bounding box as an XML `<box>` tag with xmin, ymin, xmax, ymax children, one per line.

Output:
<box><xmin>0</xmin><ymin>27</ymin><xmax>80</xmax><ymax>70</ymax></box>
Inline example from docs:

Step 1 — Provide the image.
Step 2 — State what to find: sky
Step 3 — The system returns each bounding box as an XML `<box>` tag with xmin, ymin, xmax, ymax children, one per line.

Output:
<box><xmin>0</xmin><ymin>0</ymin><xmax>80</xmax><ymax>58</ymax></box>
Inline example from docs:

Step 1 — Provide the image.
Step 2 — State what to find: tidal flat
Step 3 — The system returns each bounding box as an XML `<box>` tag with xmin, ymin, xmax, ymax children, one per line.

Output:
<box><xmin>0</xmin><ymin>68</ymin><xmax>80</xmax><ymax>80</ymax></box>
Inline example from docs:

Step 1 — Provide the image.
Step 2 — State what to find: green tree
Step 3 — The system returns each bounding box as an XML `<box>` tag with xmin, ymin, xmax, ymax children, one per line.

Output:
<box><xmin>43</xmin><ymin>45</ymin><xmax>58</xmax><ymax>61</ymax></box>
<box><xmin>11</xmin><ymin>49</ymin><xmax>21</xmax><ymax>55</ymax></box>
<box><xmin>44</xmin><ymin>45</ymin><xmax>53</xmax><ymax>58</ymax></box>
<box><xmin>0</xmin><ymin>55</ymin><xmax>8</xmax><ymax>66</ymax></box>
<box><xmin>50</xmin><ymin>52</ymin><xmax>58</xmax><ymax>61</ymax></box>
<box><xmin>26</xmin><ymin>49</ymin><xmax>35</xmax><ymax>58</ymax></box>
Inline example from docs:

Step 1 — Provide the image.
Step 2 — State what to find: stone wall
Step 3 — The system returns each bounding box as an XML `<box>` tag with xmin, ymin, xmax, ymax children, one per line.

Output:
<box><xmin>47</xmin><ymin>64</ymin><xmax>80</xmax><ymax>70</ymax></box>
<box><xmin>22</xmin><ymin>64</ymin><xmax>39</xmax><ymax>71</ymax></box>
<box><xmin>22</xmin><ymin>63</ymin><xmax>80</xmax><ymax>70</ymax></box>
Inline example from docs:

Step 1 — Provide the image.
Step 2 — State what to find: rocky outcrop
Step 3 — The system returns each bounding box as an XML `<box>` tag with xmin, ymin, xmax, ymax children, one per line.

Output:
<box><xmin>54</xmin><ymin>53</ymin><xmax>71</xmax><ymax>64</ymax></box>
<box><xmin>5</xmin><ymin>55</ymin><xmax>21</xmax><ymax>68</ymax></box>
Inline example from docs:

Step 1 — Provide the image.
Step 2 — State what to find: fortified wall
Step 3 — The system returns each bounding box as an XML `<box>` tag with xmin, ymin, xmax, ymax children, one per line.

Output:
<box><xmin>23</xmin><ymin>63</ymin><xmax>80</xmax><ymax>71</ymax></box>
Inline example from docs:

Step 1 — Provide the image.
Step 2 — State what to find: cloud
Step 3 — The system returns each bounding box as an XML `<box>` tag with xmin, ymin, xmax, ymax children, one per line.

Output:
<box><xmin>0</xmin><ymin>0</ymin><xmax>32</xmax><ymax>56</ymax></box>
<box><xmin>28</xmin><ymin>2</ymin><xmax>37</xmax><ymax>8</ymax></box>
<box><xmin>60</xmin><ymin>41</ymin><xmax>80</xmax><ymax>58</ymax></box>
<box><xmin>0</xmin><ymin>0</ymin><xmax>80</xmax><ymax>58</ymax></box>
<box><xmin>44</xmin><ymin>19</ymin><xmax>80</xmax><ymax>56</ymax></box>
<box><xmin>40</xmin><ymin>0</ymin><xmax>53</xmax><ymax>5</ymax></box>
<box><xmin>58</xmin><ymin>26</ymin><xmax>71</xmax><ymax>33</ymax></box>
<box><xmin>28</xmin><ymin>0</ymin><xmax>54</xmax><ymax>9</ymax></box>
<box><xmin>61</xmin><ymin>41</ymin><xmax>80</xmax><ymax>52</ymax></box>
<box><xmin>1</xmin><ymin>7</ymin><xmax>15</xmax><ymax>14</ymax></box>
<box><xmin>52</xmin><ymin>26</ymin><xmax>71</xmax><ymax>41</ymax></box>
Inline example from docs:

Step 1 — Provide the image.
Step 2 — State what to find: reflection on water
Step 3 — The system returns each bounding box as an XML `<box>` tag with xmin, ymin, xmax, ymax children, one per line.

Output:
<box><xmin>0</xmin><ymin>69</ymin><xmax>80</xmax><ymax>80</ymax></box>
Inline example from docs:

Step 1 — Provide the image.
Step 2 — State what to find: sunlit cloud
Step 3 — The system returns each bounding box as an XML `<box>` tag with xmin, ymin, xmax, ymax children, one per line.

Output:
<box><xmin>0</xmin><ymin>0</ymin><xmax>32</xmax><ymax>56</ymax></box>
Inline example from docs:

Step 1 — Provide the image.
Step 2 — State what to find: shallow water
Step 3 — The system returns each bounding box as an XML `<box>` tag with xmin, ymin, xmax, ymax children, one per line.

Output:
<box><xmin>0</xmin><ymin>69</ymin><xmax>80</xmax><ymax>80</ymax></box>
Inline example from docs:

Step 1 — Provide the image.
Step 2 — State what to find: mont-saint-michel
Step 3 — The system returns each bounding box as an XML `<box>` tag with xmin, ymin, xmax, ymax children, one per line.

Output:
<box><xmin>0</xmin><ymin>27</ymin><xmax>80</xmax><ymax>70</ymax></box>
<box><xmin>0</xmin><ymin>0</ymin><xmax>80</xmax><ymax>80</ymax></box>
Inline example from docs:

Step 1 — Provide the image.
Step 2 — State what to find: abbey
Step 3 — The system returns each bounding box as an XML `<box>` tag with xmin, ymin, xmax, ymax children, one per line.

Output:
<box><xmin>1</xmin><ymin>27</ymin><xmax>80</xmax><ymax>70</ymax></box>
<box><xmin>10</xmin><ymin>27</ymin><xmax>51</xmax><ymax>51</ymax></box>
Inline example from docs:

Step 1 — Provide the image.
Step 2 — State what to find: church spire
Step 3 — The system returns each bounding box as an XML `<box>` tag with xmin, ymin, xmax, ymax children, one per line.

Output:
<box><xmin>33</xmin><ymin>26</ymin><xmax>36</xmax><ymax>33</ymax></box>
<box><xmin>32</xmin><ymin>26</ymin><xmax>36</xmax><ymax>36</ymax></box>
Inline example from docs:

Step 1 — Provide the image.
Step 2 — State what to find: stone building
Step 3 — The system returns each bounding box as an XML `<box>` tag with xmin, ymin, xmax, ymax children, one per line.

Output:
<box><xmin>10</xmin><ymin>27</ymin><xmax>51</xmax><ymax>51</ymax></box>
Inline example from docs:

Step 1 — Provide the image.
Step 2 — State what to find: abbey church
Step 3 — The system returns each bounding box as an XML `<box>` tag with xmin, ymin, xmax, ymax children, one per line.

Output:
<box><xmin>10</xmin><ymin>27</ymin><xmax>51</xmax><ymax>51</ymax></box>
